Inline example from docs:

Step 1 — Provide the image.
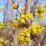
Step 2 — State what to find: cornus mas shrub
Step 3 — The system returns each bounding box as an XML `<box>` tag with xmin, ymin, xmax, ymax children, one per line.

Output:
<box><xmin>12</xmin><ymin>4</ymin><xmax>46</xmax><ymax>46</ymax></box>
<box><xmin>0</xmin><ymin>1</ymin><xmax>46</xmax><ymax>46</ymax></box>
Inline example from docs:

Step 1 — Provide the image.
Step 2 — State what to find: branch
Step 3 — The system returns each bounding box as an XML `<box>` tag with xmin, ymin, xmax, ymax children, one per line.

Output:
<box><xmin>32</xmin><ymin>0</ymin><xmax>39</xmax><ymax>16</ymax></box>
<box><xmin>17</xmin><ymin>8</ymin><xmax>21</xmax><ymax>15</ymax></box>
<box><xmin>12</xmin><ymin>0</ymin><xmax>14</xmax><ymax>3</ymax></box>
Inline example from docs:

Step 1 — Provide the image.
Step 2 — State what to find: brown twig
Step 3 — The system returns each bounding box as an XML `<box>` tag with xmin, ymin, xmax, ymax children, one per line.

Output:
<box><xmin>32</xmin><ymin>0</ymin><xmax>39</xmax><ymax>16</ymax></box>
<box><xmin>17</xmin><ymin>8</ymin><xmax>21</xmax><ymax>15</ymax></box>
<box><xmin>30</xmin><ymin>33</ymin><xmax>39</xmax><ymax>46</ymax></box>
<box><xmin>12</xmin><ymin>0</ymin><xmax>14</xmax><ymax>3</ymax></box>
<box><xmin>33</xmin><ymin>38</ymin><xmax>39</xmax><ymax>46</ymax></box>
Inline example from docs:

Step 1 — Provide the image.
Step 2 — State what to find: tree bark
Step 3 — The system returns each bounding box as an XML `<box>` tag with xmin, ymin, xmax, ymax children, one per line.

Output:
<box><xmin>24</xmin><ymin>0</ymin><xmax>39</xmax><ymax>46</ymax></box>
<box><xmin>24</xmin><ymin>0</ymin><xmax>31</xmax><ymax>14</ymax></box>
<box><xmin>24</xmin><ymin>0</ymin><xmax>32</xmax><ymax>46</ymax></box>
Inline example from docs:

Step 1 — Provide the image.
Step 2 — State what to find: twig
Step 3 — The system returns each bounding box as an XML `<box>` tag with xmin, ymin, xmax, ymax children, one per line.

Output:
<box><xmin>17</xmin><ymin>8</ymin><xmax>21</xmax><ymax>15</ymax></box>
<box><xmin>32</xmin><ymin>0</ymin><xmax>39</xmax><ymax>16</ymax></box>
<box><xmin>33</xmin><ymin>38</ymin><xmax>39</xmax><ymax>46</ymax></box>
<box><xmin>12</xmin><ymin>0</ymin><xmax>14</xmax><ymax>3</ymax></box>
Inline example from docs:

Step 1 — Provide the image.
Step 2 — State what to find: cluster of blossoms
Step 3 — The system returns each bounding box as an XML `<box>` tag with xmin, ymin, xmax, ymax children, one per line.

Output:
<box><xmin>0</xmin><ymin>37</ymin><xmax>9</xmax><ymax>46</ymax></box>
<box><xmin>13</xmin><ymin>12</ymin><xmax>44</xmax><ymax>46</ymax></box>
<box><xmin>30</xmin><ymin>23</ymin><xmax>44</xmax><ymax>34</ymax></box>
<box><xmin>17</xmin><ymin>29</ymin><xmax>30</xmax><ymax>46</ymax></box>
<box><xmin>0</xmin><ymin>37</ymin><xmax>13</xmax><ymax>46</ymax></box>
<box><xmin>0</xmin><ymin>22</ymin><xmax>4</xmax><ymax>28</ymax></box>
<box><xmin>0</xmin><ymin>7</ymin><xmax>4</xmax><ymax>11</ymax></box>
<box><xmin>0</xmin><ymin>37</ymin><xmax>3</xmax><ymax>46</ymax></box>
<box><xmin>0</xmin><ymin>3</ymin><xmax>45</xmax><ymax>46</ymax></box>
<box><xmin>35</xmin><ymin>4</ymin><xmax>46</xmax><ymax>22</ymax></box>
<box><xmin>13</xmin><ymin>12</ymin><xmax>33</xmax><ymax>28</ymax></box>
<box><xmin>21</xmin><ymin>6</ymin><xmax>25</xmax><ymax>14</ymax></box>
<box><xmin>12</xmin><ymin>2</ymin><xmax>18</xmax><ymax>9</ymax></box>
<box><xmin>16</xmin><ymin>23</ymin><xmax>44</xmax><ymax>46</ymax></box>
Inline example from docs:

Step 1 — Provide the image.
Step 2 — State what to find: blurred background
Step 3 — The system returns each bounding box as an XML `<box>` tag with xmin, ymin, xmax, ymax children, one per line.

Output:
<box><xmin>0</xmin><ymin>0</ymin><xmax>46</xmax><ymax>46</ymax></box>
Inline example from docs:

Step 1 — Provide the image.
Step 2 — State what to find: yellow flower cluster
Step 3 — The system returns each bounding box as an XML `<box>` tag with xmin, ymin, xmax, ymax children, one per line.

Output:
<box><xmin>11</xmin><ymin>42</ymin><xmax>13</xmax><ymax>45</ymax></box>
<box><xmin>12</xmin><ymin>2</ymin><xmax>18</xmax><ymax>9</ymax></box>
<box><xmin>0</xmin><ymin>22</ymin><xmax>4</xmax><ymax>28</ymax></box>
<box><xmin>30</xmin><ymin>23</ymin><xmax>44</xmax><ymax>34</ymax></box>
<box><xmin>21</xmin><ymin>7</ymin><xmax>25</xmax><ymax>14</ymax></box>
<box><xmin>12</xmin><ymin>20</ymin><xmax>18</xmax><ymax>27</ymax></box>
<box><xmin>35</xmin><ymin>4</ymin><xmax>46</xmax><ymax>22</ymax></box>
<box><xmin>13</xmin><ymin>12</ymin><xmax>33</xmax><ymax>28</ymax></box>
<box><xmin>0</xmin><ymin>38</ymin><xmax>3</xmax><ymax>46</ymax></box>
<box><xmin>17</xmin><ymin>23</ymin><xmax>44</xmax><ymax>46</ymax></box>
<box><xmin>0</xmin><ymin>7</ymin><xmax>4</xmax><ymax>11</ymax></box>
<box><xmin>0</xmin><ymin>37</ymin><xmax>9</xmax><ymax>46</ymax></box>
<box><xmin>0</xmin><ymin>43</ymin><xmax>3</xmax><ymax>46</ymax></box>
<box><xmin>0</xmin><ymin>37</ymin><xmax>4</xmax><ymax>42</ymax></box>
<box><xmin>18</xmin><ymin>29</ymin><xmax>30</xmax><ymax>46</ymax></box>
<box><xmin>4</xmin><ymin>40</ymin><xmax>9</xmax><ymax>45</ymax></box>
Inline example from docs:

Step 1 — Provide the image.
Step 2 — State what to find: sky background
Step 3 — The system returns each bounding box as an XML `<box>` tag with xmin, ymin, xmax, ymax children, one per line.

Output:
<box><xmin>0</xmin><ymin>0</ymin><xmax>46</xmax><ymax>25</ymax></box>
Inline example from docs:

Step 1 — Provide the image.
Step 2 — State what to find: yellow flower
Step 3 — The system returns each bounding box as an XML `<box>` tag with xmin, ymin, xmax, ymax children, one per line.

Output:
<box><xmin>4</xmin><ymin>30</ymin><xmax>6</xmax><ymax>32</ymax></box>
<box><xmin>30</xmin><ymin>23</ymin><xmax>44</xmax><ymax>34</ymax></box>
<box><xmin>2</xmin><ymin>26</ymin><xmax>4</xmax><ymax>28</ymax></box>
<box><xmin>17</xmin><ymin>17</ymin><xmax>20</xmax><ymax>21</ymax></box>
<box><xmin>44</xmin><ymin>13</ymin><xmax>46</xmax><ymax>15</ymax></box>
<box><xmin>13</xmin><ymin>20</ymin><xmax>18</xmax><ymax>27</ymax></box>
<box><xmin>24</xmin><ymin>16</ymin><xmax>28</xmax><ymax>20</ymax></box>
<box><xmin>0</xmin><ymin>7</ymin><xmax>4</xmax><ymax>11</ymax></box>
<box><xmin>17</xmin><ymin>29</ymin><xmax>30</xmax><ymax>46</ymax></box>
<box><xmin>12</xmin><ymin>2</ymin><xmax>18</xmax><ymax>9</ymax></box>
<box><xmin>35</xmin><ymin>4</ymin><xmax>46</xmax><ymax>22</ymax></box>
<box><xmin>20</xmin><ymin>14</ymin><xmax>25</xmax><ymax>19</ymax></box>
<box><xmin>41</xmin><ymin>4</ymin><xmax>43</xmax><ymax>7</ymax></box>
<box><xmin>21</xmin><ymin>43</ymin><xmax>25</xmax><ymax>46</ymax></box>
<box><xmin>21</xmin><ymin>7</ymin><xmax>25</xmax><ymax>14</ymax></box>
<box><xmin>41</xmin><ymin>8</ymin><xmax>44</xmax><ymax>12</ymax></box>
<box><xmin>13</xmin><ymin>11</ymin><xmax>34</xmax><ymax>28</ymax></box>
<box><xmin>35</xmin><ymin>12</ymin><xmax>39</xmax><ymax>15</ymax></box>
<box><xmin>38</xmin><ymin>18</ymin><xmax>42</xmax><ymax>22</ymax></box>
<box><xmin>12</xmin><ymin>20</ymin><xmax>17</xmax><ymax>23</ymax></box>
<box><xmin>33</xmin><ymin>28</ymin><xmax>37</xmax><ymax>34</ymax></box>
<box><xmin>26</xmin><ymin>12</ymin><xmax>34</xmax><ymax>21</ymax></box>
<box><xmin>4</xmin><ymin>40</ymin><xmax>9</xmax><ymax>45</ymax></box>
<box><xmin>0</xmin><ymin>43</ymin><xmax>3</xmax><ymax>46</ymax></box>
<box><xmin>0</xmin><ymin>22</ymin><xmax>4</xmax><ymax>28</ymax></box>
<box><xmin>21</xmin><ymin>19</ymin><xmax>25</xmax><ymax>24</ymax></box>
<box><xmin>30</xmin><ymin>15</ymin><xmax>34</xmax><ymax>21</ymax></box>
<box><xmin>11</xmin><ymin>42</ymin><xmax>13</xmax><ymax>45</ymax></box>
<box><xmin>37</xmin><ymin>5</ymin><xmax>39</xmax><ymax>7</ymax></box>
<box><xmin>36</xmin><ymin>24</ymin><xmax>40</xmax><ymax>29</ymax></box>
<box><xmin>37</xmin><ymin>29</ymin><xmax>41</xmax><ymax>33</ymax></box>
<box><xmin>26</xmin><ymin>12</ymin><xmax>29</xmax><ymax>18</ymax></box>
<box><xmin>0</xmin><ymin>25</ymin><xmax>1</xmax><ymax>28</ymax></box>
<box><xmin>43</xmin><ymin>7</ymin><xmax>46</xmax><ymax>12</ymax></box>
<box><xmin>0</xmin><ymin>38</ymin><xmax>3</xmax><ymax>42</ymax></box>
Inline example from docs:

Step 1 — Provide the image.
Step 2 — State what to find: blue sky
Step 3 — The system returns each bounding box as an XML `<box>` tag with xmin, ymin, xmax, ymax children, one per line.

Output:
<box><xmin>0</xmin><ymin>0</ymin><xmax>7</xmax><ymax>23</ymax></box>
<box><xmin>0</xmin><ymin>0</ymin><xmax>46</xmax><ymax>25</ymax></box>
